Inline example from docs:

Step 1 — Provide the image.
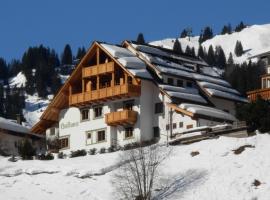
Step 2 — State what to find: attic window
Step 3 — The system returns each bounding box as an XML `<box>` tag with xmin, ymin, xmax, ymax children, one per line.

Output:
<box><xmin>186</xmin><ymin>81</ymin><xmax>193</xmax><ymax>88</ymax></box>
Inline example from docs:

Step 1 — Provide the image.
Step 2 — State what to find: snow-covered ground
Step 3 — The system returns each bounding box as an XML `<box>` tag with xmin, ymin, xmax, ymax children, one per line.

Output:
<box><xmin>0</xmin><ymin>134</ymin><xmax>269</xmax><ymax>200</ymax></box>
<box><xmin>151</xmin><ymin>24</ymin><xmax>270</xmax><ymax>64</ymax></box>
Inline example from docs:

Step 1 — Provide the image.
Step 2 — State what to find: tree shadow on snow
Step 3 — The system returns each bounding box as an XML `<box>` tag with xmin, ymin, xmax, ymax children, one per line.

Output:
<box><xmin>153</xmin><ymin>169</ymin><xmax>208</xmax><ymax>200</ymax></box>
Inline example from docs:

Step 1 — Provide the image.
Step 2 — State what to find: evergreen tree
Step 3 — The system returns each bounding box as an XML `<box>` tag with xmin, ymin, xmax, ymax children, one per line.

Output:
<box><xmin>215</xmin><ymin>46</ymin><xmax>226</xmax><ymax>68</ymax></box>
<box><xmin>61</xmin><ymin>44</ymin><xmax>73</xmax><ymax>65</ymax></box>
<box><xmin>207</xmin><ymin>45</ymin><xmax>215</xmax><ymax>65</ymax></box>
<box><xmin>76</xmin><ymin>47</ymin><xmax>86</xmax><ymax>60</ymax></box>
<box><xmin>234</xmin><ymin>40</ymin><xmax>244</xmax><ymax>57</ymax></box>
<box><xmin>185</xmin><ymin>45</ymin><xmax>192</xmax><ymax>56</ymax></box>
<box><xmin>172</xmin><ymin>39</ymin><xmax>182</xmax><ymax>54</ymax></box>
<box><xmin>235</xmin><ymin>21</ymin><xmax>246</xmax><ymax>32</ymax></box>
<box><xmin>198</xmin><ymin>45</ymin><xmax>205</xmax><ymax>59</ymax></box>
<box><xmin>199</xmin><ymin>26</ymin><xmax>213</xmax><ymax>44</ymax></box>
<box><xmin>190</xmin><ymin>47</ymin><xmax>196</xmax><ymax>57</ymax></box>
<box><xmin>0</xmin><ymin>58</ymin><xmax>8</xmax><ymax>83</ymax></box>
<box><xmin>136</xmin><ymin>33</ymin><xmax>145</xmax><ymax>44</ymax></box>
<box><xmin>0</xmin><ymin>84</ymin><xmax>4</xmax><ymax>117</ymax></box>
<box><xmin>221</xmin><ymin>23</ymin><xmax>232</xmax><ymax>35</ymax></box>
<box><xmin>180</xmin><ymin>29</ymin><xmax>188</xmax><ymax>38</ymax></box>
<box><xmin>8</xmin><ymin>59</ymin><xmax>22</xmax><ymax>77</ymax></box>
<box><xmin>51</xmin><ymin>73</ymin><xmax>62</xmax><ymax>95</ymax></box>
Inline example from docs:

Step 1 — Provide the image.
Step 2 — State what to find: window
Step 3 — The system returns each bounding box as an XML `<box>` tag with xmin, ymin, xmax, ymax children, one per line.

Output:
<box><xmin>59</xmin><ymin>137</ymin><xmax>69</xmax><ymax>149</ymax></box>
<box><xmin>50</xmin><ymin>128</ymin><xmax>55</xmax><ymax>136</ymax></box>
<box><xmin>173</xmin><ymin>123</ymin><xmax>177</xmax><ymax>129</ymax></box>
<box><xmin>125</xmin><ymin>127</ymin><xmax>134</xmax><ymax>138</ymax></box>
<box><xmin>167</xmin><ymin>78</ymin><xmax>174</xmax><ymax>85</ymax></box>
<box><xmin>97</xmin><ymin>130</ymin><xmax>106</xmax><ymax>142</ymax></box>
<box><xmin>94</xmin><ymin>106</ymin><xmax>103</xmax><ymax>118</ymax></box>
<box><xmin>153</xmin><ymin>127</ymin><xmax>160</xmax><ymax>138</ymax></box>
<box><xmin>124</xmin><ymin>100</ymin><xmax>134</xmax><ymax>110</ymax></box>
<box><xmin>86</xmin><ymin>132</ymin><xmax>92</xmax><ymax>145</ymax></box>
<box><xmin>179</xmin><ymin>122</ymin><xmax>184</xmax><ymax>128</ymax></box>
<box><xmin>186</xmin><ymin>124</ymin><xmax>193</xmax><ymax>129</ymax></box>
<box><xmin>186</xmin><ymin>81</ymin><xmax>193</xmax><ymax>88</ymax></box>
<box><xmin>155</xmin><ymin>102</ymin><xmax>164</xmax><ymax>114</ymax></box>
<box><xmin>177</xmin><ymin>79</ymin><xmax>183</xmax><ymax>87</ymax></box>
<box><xmin>81</xmin><ymin>109</ymin><xmax>89</xmax><ymax>121</ymax></box>
<box><xmin>166</xmin><ymin>124</ymin><xmax>170</xmax><ymax>130</ymax></box>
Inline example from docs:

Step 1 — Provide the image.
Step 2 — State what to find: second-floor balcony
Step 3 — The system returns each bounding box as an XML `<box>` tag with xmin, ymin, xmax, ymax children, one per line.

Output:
<box><xmin>247</xmin><ymin>88</ymin><xmax>270</xmax><ymax>101</ymax></box>
<box><xmin>105</xmin><ymin>110</ymin><xmax>138</xmax><ymax>126</ymax></box>
<box><xmin>82</xmin><ymin>62</ymin><xmax>114</xmax><ymax>78</ymax></box>
<box><xmin>69</xmin><ymin>83</ymin><xmax>141</xmax><ymax>106</ymax></box>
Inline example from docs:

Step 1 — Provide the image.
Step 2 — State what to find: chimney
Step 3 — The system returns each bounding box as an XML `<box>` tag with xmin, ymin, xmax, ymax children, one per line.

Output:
<box><xmin>16</xmin><ymin>114</ymin><xmax>21</xmax><ymax>125</ymax></box>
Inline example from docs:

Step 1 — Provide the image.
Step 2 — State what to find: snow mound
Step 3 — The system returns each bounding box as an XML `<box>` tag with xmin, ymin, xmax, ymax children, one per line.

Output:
<box><xmin>0</xmin><ymin>134</ymin><xmax>270</xmax><ymax>199</ymax></box>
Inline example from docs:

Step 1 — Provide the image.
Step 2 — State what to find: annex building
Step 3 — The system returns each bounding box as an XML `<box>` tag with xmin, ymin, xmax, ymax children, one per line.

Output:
<box><xmin>31</xmin><ymin>41</ymin><xmax>247</xmax><ymax>153</ymax></box>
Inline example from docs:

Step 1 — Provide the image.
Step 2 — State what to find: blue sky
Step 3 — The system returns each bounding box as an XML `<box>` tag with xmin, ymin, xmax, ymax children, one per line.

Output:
<box><xmin>0</xmin><ymin>0</ymin><xmax>269</xmax><ymax>61</ymax></box>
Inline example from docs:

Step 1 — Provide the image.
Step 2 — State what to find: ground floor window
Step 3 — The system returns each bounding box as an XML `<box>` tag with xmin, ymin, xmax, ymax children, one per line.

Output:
<box><xmin>59</xmin><ymin>137</ymin><xmax>69</xmax><ymax>149</ymax></box>
<box><xmin>86</xmin><ymin>131</ymin><xmax>92</xmax><ymax>145</ymax></box>
<box><xmin>186</xmin><ymin>124</ymin><xmax>193</xmax><ymax>129</ymax></box>
<box><xmin>153</xmin><ymin>127</ymin><xmax>160</xmax><ymax>137</ymax></box>
<box><xmin>125</xmin><ymin>127</ymin><xmax>134</xmax><ymax>139</ymax></box>
<box><xmin>97</xmin><ymin>130</ymin><xmax>106</xmax><ymax>142</ymax></box>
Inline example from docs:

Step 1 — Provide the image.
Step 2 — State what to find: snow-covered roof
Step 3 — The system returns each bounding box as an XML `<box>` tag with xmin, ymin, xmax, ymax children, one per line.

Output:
<box><xmin>0</xmin><ymin>117</ymin><xmax>30</xmax><ymax>134</ymax></box>
<box><xmin>101</xmin><ymin>43</ymin><xmax>153</xmax><ymax>80</ymax></box>
<box><xmin>159</xmin><ymin>84</ymin><xmax>208</xmax><ymax>104</ymax></box>
<box><xmin>179</xmin><ymin>103</ymin><xmax>237</xmax><ymax>122</ymax></box>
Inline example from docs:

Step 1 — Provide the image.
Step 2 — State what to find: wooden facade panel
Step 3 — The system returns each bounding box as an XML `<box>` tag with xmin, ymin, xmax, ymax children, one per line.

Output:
<box><xmin>105</xmin><ymin>110</ymin><xmax>137</xmax><ymax>126</ymax></box>
<box><xmin>82</xmin><ymin>62</ymin><xmax>114</xmax><ymax>78</ymax></box>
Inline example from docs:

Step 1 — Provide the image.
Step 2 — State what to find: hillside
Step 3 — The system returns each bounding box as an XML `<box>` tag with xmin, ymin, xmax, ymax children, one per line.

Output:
<box><xmin>151</xmin><ymin>24</ymin><xmax>270</xmax><ymax>64</ymax></box>
<box><xmin>0</xmin><ymin>134</ymin><xmax>269</xmax><ymax>200</ymax></box>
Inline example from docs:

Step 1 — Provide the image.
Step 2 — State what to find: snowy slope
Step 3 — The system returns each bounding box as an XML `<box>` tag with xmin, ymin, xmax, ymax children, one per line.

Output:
<box><xmin>0</xmin><ymin>134</ymin><xmax>269</xmax><ymax>200</ymax></box>
<box><xmin>8</xmin><ymin>72</ymin><xmax>27</xmax><ymax>88</ymax></box>
<box><xmin>151</xmin><ymin>24</ymin><xmax>270</xmax><ymax>63</ymax></box>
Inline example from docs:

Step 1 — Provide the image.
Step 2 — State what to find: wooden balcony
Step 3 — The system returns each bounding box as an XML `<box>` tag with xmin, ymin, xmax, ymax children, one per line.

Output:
<box><xmin>105</xmin><ymin>110</ymin><xmax>137</xmax><ymax>126</ymax></box>
<box><xmin>247</xmin><ymin>88</ymin><xmax>270</xmax><ymax>101</ymax></box>
<box><xmin>69</xmin><ymin>84</ymin><xmax>141</xmax><ymax>106</ymax></box>
<box><xmin>82</xmin><ymin>62</ymin><xmax>114</xmax><ymax>78</ymax></box>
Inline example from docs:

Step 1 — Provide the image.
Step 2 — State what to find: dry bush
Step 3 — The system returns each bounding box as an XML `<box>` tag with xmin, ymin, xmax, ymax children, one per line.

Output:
<box><xmin>112</xmin><ymin>144</ymin><xmax>171</xmax><ymax>200</ymax></box>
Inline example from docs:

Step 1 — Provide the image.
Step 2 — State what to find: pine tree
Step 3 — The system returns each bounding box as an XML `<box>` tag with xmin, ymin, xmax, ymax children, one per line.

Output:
<box><xmin>172</xmin><ymin>39</ymin><xmax>182</xmax><ymax>54</ymax></box>
<box><xmin>198</xmin><ymin>45</ymin><xmax>205</xmax><ymax>59</ymax></box>
<box><xmin>207</xmin><ymin>45</ymin><xmax>215</xmax><ymax>65</ymax></box>
<box><xmin>234</xmin><ymin>41</ymin><xmax>244</xmax><ymax>57</ymax></box>
<box><xmin>185</xmin><ymin>46</ymin><xmax>192</xmax><ymax>56</ymax></box>
<box><xmin>0</xmin><ymin>58</ymin><xmax>8</xmax><ymax>83</ymax></box>
<box><xmin>61</xmin><ymin>44</ymin><xmax>73</xmax><ymax>65</ymax></box>
<box><xmin>199</xmin><ymin>26</ymin><xmax>213</xmax><ymax>44</ymax></box>
<box><xmin>235</xmin><ymin>21</ymin><xmax>246</xmax><ymax>32</ymax></box>
<box><xmin>136</xmin><ymin>33</ymin><xmax>145</xmax><ymax>44</ymax></box>
<box><xmin>221</xmin><ymin>23</ymin><xmax>232</xmax><ymax>35</ymax></box>
<box><xmin>180</xmin><ymin>29</ymin><xmax>188</xmax><ymax>38</ymax></box>
<box><xmin>0</xmin><ymin>84</ymin><xmax>4</xmax><ymax>117</ymax></box>
<box><xmin>191</xmin><ymin>47</ymin><xmax>196</xmax><ymax>57</ymax></box>
<box><xmin>76</xmin><ymin>47</ymin><xmax>86</xmax><ymax>60</ymax></box>
<box><xmin>51</xmin><ymin>73</ymin><xmax>62</xmax><ymax>95</ymax></box>
<box><xmin>215</xmin><ymin>46</ymin><xmax>226</xmax><ymax>68</ymax></box>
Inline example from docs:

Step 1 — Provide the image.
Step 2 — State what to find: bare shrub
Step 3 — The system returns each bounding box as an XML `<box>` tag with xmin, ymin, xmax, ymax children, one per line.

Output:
<box><xmin>112</xmin><ymin>144</ymin><xmax>171</xmax><ymax>200</ymax></box>
<box><xmin>190</xmin><ymin>151</ymin><xmax>200</xmax><ymax>157</ymax></box>
<box><xmin>232</xmin><ymin>145</ymin><xmax>254</xmax><ymax>155</ymax></box>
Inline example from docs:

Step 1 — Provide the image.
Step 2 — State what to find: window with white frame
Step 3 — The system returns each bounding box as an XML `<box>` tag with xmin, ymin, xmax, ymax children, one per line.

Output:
<box><xmin>125</xmin><ymin>127</ymin><xmax>134</xmax><ymax>139</ymax></box>
<box><xmin>81</xmin><ymin>109</ymin><xmax>89</xmax><ymax>121</ymax></box>
<box><xmin>97</xmin><ymin>130</ymin><xmax>106</xmax><ymax>142</ymax></box>
<box><xmin>94</xmin><ymin>105</ymin><xmax>103</xmax><ymax>118</ymax></box>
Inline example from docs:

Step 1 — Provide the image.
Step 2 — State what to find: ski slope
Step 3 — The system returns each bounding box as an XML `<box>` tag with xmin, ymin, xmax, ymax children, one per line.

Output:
<box><xmin>151</xmin><ymin>24</ymin><xmax>270</xmax><ymax>64</ymax></box>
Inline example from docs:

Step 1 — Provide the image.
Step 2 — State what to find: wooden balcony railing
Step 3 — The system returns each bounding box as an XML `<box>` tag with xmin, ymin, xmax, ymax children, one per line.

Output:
<box><xmin>247</xmin><ymin>88</ymin><xmax>270</xmax><ymax>101</ymax></box>
<box><xmin>69</xmin><ymin>84</ymin><xmax>141</xmax><ymax>106</ymax></box>
<box><xmin>105</xmin><ymin>110</ymin><xmax>137</xmax><ymax>126</ymax></box>
<box><xmin>82</xmin><ymin>62</ymin><xmax>114</xmax><ymax>78</ymax></box>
